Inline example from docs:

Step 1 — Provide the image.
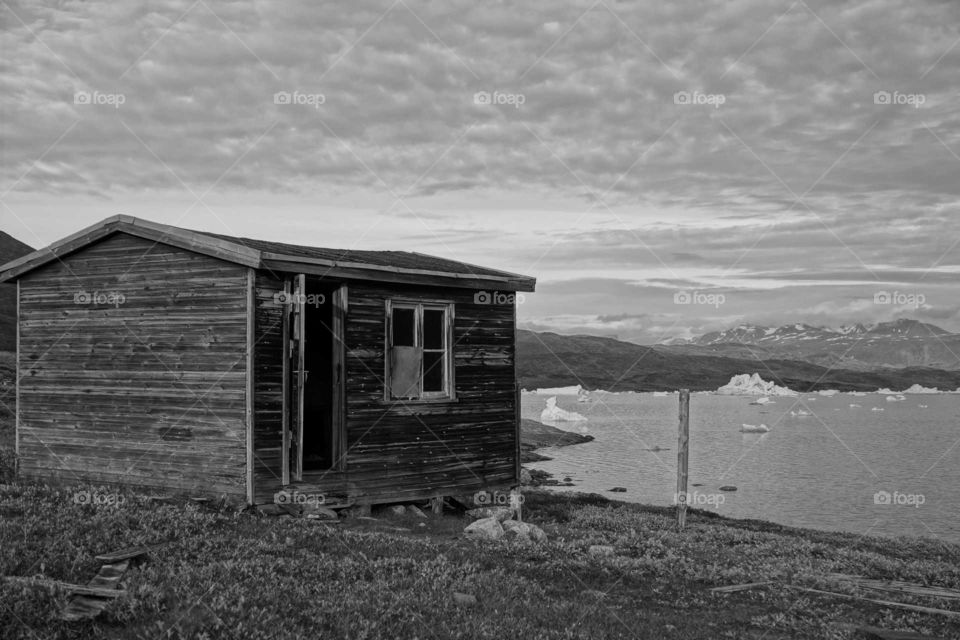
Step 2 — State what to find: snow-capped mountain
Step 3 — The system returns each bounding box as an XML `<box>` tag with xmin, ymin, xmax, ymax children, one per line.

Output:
<box><xmin>663</xmin><ymin>319</ymin><xmax>960</xmax><ymax>370</ymax></box>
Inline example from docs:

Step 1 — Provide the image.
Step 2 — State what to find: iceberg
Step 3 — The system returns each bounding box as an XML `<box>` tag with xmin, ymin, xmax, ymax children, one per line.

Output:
<box><xmin>885</xmin><ymin>395</ymin><xmax>906</xmax><ymax>402</ymax></box>
<box><xmin>789</xmin><ymin>409</ymin><xmax>811</xmax><ymax>417</ymax></box>
<box><xmin>849</xmin><ymin>403</ymin><xmax>862</xmax><ymax>408</ymax></box>
<box><xmin>847</xmin><ymin>391</ymin><xmax>867</xmax><ymax>396</ymax></box>
<box><xmin>740</xmin><ymin>423</ymin><xmax>770</xmax><ymax>433</ymax></box>
<box><xmin>876</xmin><ymin>388</ymin><xmax>896</xmax><ymax>395</ymax></box>
<box><xmin>817</xmin><ymin>389</ymin><xmax>839</xmax><ymax>397</ymax></box>
<box><xmin>535</xmin><ymin>384</ymin><xmax>585</xmax><ymax>396</ymax></box>
<box><xmin>749</xmin><ymin>397</ymin><xmax>774</xmax><ymax>405</ymax></box>
<box><xmin>540</xmin><ymin>396</ymin><xmax>588</xmax><ymax>423</ymax></box>
<box><xmin>652</xmin><ymin>391</ymin><xmax>669</xmax><ymax>397</ymax></box>
<box><xmin>902</xmin><ymin>384</ymin><xmax>941</xmax><ymax>394</ymax></box>
<box><xmin>577</xmin><ymin>387</ymin><xmax>591</xmax><ymax>403</ymax></box>
<box><xmin>716</xmin><ymin>373</ymin><xmax>797</xmax><ymax>396</ymax></box>
<box><xmin>871</xmin><ymin>407</ymin><xmax>884</xmax><ymax>412</ymax></box>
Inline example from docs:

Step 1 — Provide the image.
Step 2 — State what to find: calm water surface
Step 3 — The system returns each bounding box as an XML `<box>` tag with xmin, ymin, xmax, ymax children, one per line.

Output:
<box><xmin>524</xmin><ymin>392</ymin><xmax>960</xmax><ymax>545</ymax></box>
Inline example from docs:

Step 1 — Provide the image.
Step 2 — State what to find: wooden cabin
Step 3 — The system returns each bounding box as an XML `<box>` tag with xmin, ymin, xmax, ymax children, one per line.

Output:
<box><xmin>0</xmin><ymin>215</ymin><xmax>535</xmax><ymax>507</ymax></box>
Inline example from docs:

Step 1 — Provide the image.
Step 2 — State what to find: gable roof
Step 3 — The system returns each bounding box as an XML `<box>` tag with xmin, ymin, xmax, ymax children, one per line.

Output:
<box><xmin>0</xmin><ymin>215</ymin><xmax>536</xmax><ymax>291</ymax></box>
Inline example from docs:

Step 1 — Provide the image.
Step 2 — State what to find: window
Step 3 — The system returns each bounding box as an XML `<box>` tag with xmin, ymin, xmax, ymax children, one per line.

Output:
<box><xmin>386</xmin><ymin>301</ymin><xmax>454</xmax><ymax>400</ymax></box>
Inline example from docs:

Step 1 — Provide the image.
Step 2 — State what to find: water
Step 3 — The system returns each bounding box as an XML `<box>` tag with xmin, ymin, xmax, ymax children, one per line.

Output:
<box><xmin>524</xmin><ymin>392</ymin><xmax>960</xmax><ymax>545</ymax></box>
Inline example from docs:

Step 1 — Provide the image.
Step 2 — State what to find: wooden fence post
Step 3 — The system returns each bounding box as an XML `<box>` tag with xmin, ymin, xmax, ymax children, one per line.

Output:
<box><xmin>676</xmin><ymin>389</ymin><xmax>690</xmax><ymax>530</ymax></box>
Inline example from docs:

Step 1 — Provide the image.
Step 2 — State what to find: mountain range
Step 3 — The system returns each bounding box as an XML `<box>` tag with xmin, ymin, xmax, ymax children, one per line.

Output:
<box><xmin>517</xmin><ymin>329</ymin><xmax>960</xmax><ymax>393</ymax></box>
<box><xmin>660</xmin><ymin>319</ymin><xmax>960</xmax><ymax>371</ymax></box>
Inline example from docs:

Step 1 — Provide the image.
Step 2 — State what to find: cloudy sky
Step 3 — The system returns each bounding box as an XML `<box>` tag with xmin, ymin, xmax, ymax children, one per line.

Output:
<box><xmin>2</xmin><ymin>0</ymin><xmax>959</xmax><ymax>343</ymax></box>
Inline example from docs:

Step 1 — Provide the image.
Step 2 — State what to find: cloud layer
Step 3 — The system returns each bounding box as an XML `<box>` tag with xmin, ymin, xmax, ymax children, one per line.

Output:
<box><xmin>2</xmin><ymin>0</ymin><xmax>959</xmax><ymax>342</ymax></box>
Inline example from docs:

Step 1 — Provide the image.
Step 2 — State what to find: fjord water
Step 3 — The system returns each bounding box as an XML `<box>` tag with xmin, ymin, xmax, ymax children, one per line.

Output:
<box><xmin>523</xmin><ymin>392</ymin><xmax>960</xmax><ymax>545</ymax></box>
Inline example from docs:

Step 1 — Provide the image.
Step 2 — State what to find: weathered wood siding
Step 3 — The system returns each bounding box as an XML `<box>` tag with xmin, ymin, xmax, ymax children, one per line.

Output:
<box><xmin>344</xmin><ymin>283</ymin><xmax>518</xmax><ymax>502</ymax></box>
<box><xmin>251</xmin><ymin>272</ymin><xmax>285</xmax><ymax>497</ymax></box>
<box><xmin>17</xmin><ymin>232</ymin><xmax>249</xmax><ymax>496</ymax></box>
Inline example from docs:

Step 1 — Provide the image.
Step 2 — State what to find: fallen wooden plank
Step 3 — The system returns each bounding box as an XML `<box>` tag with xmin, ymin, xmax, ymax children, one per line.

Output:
<box><xmin>854</xmin><ymin>624</ymin><xmax>945</xmax><ymax>639</ymax></box>
<box><xmin>3</xmin><ymin>576</ymin><xmax>125</xmax><ymax>598</ymax></box>
<box><xmin>94</xmin><ymin>545</ymin><xmax>151</xmax><ymax>563</ymax></box>
<box><xmin>710</xmin><ymin>581</ymin><xmax>774</xmax><ymax>594</ymax></box>
<box><xmin>61</xmin><ymin>560</ymin><xmax>130</xmax><ymax>622</ymax></box>
<box><xmin>786</xmin><ymin>585</ymin><xmax>960</xmax><ymax>619</ymax></box>
<box><xmin>828</xmin><ymin>573</ymin><xmax>960</xmax><ymax>601</ymax></box>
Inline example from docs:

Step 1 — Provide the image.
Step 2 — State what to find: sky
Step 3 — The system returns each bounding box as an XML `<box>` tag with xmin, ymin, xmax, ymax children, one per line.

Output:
<box><xmin>2</xmin><ymin>0</ymin><xmax>959</xmax><ymax>344</ymax></box>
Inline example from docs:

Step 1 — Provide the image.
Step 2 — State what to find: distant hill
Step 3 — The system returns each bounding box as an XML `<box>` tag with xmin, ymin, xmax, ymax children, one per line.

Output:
<box><xmin>662</xmin><ymin>319</ymin><xmax>960</xmax><ymax>371</ymax></box>
<box><xmin>0</xmin><ymin>231</ymin><xmax>35</xmax><ymax>351</ymax></box>
<box><xmin>517</xmin><ymin>330</ymin><xmax>960</xmax><ymax>392</ymax></box>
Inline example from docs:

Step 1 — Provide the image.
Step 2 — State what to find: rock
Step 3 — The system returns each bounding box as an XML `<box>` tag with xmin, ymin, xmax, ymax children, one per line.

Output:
<box><xmin>502</xmin><ymin>520</ymin><xmax>548</xmax><ymax>544</ymax></box>
<box><xmin>452</xmin><ymin>592</ymin><xmax>477</xmax><ymax>606</ymax></box>
<box><xmin>563</xmin><ymin>477</ymin><xmax>572</xmax><ymax>483</ymax></box>
<box><xmin>256</xmin><ymin>504</ymin><xmax>285</xmax><ymax>517</ymax></box>
<box><xmin>582</xmin><ymin>589</ymin><xmax>607</xmax><ymax>599</ymax></box>
<box><xmin>407</xmin><ymin>505</ymin><xmax>428</xmax><ymax>519</ymax></box>
<box><xmin>520</xmin><ymin>468</ymin><xmax>533</xmax><ymax>485</ymax></box>
<box><xmin>609</xmin><ymin>487</ymin><xmax>627</xmax><ymax>493</ymax></box>
<box><xmin>302</xmin><ymin>505</ymin><xmax>339</xmax><ymax>520</ymax></box>
<box><xmin>347</xmin><ymin>504</ymin><xmax>372</xmax><ymax>518</ymax></box>
<box><xmin>588</xmin><ymin>545</ymin><xmax>615</xmax><ymax>557</ymax></box>
<box><xmin>388</xmin><ymin>505</ymin><xmax>406</xmax><ymax>516</ymax></box>
<box><xmin>719</xmin><ymin>486</ymin><xmax>738</xmax><ymax>492</ymax></box>
<box><xmin>466</xmin><ymin>506</ymin><xmax>514</xmax><ymax>522</ymax></box>
<box><xmin>464</xmin><ymin>516</ymin><xmax>504</xmax><ymax>541</ymax></box>
<box><xmin>416</xmin><ymin>522</ymin><xmax>426</xmax><ymax>528</ymax></box>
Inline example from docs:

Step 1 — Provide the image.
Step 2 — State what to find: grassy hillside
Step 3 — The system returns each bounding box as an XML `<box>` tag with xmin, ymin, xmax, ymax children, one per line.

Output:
<box><xmin>518</xmin><ymin>330</ymin><xmax>960</xmax><ymax>392</ymax></box>
<box><xmin>1</xmin><ymin>485</ymin><xmax>957</xmax><ymax>638</ymax></box>
<box><xmin>0</xmin><ymin>231</ymin><xmax>34</xmax><ymax>351</ymax></box>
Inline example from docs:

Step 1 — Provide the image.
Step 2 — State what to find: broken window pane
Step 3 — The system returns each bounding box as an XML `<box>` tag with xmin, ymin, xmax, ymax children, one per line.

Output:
<box><xmin>423</xmin><ymin>309</ymin><xmax>444</xmax><ymax>349</ymax></box>
<box><xmin>422</xmin><ymin>351</ymin><xmax>444</xmax><ymax>392</ymax></box>
<box><xmin>392</xmin><ymin>307</ymin><xmax>415</xmax><ymax>347</ymax></box>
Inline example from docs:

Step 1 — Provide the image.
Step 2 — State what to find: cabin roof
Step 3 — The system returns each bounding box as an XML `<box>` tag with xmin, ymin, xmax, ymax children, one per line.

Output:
<box><xmin>0</xmin><ymin>215</ymin><xmax>537</xmax><ymax>291</ymax></box>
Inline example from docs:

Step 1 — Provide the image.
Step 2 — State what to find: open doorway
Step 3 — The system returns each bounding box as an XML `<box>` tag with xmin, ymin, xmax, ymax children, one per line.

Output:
<box><xmin>288</xmin><ymin>277</ymin><xmax>344</xmax><ymax>477</ymax></box>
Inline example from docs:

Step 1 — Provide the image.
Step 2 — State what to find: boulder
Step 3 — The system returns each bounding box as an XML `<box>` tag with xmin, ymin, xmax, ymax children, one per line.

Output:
<box><xmin>387</xmin><ymin>505</ymin><xmax>406</xmax><ymax>516</ymax></box>
<box><xmin>520</xmin><ymin>468</ymin><xmax>533</xmax><ymax>485</ymax></box>
<box><xmin>464</xmin><ymin>516</ymin><xmax>504</xmax><ymax>541</ymax></box>
<box><xmin>466</xmin><ymin>506</ymin><xmax>514</xmax><ymax>522</ymax></box>
<box><xmin>502</xmin><ymin>520</ymin><xmax>548</xmax><ymax>545</ymax></box>
<box><xmin>609</xmin><ymin>487</ymin><xmax>627</xmax><ymax>493</ymax></box>
<box><xmin>452</xmin><ymin>592</ymin><xmax>477</xmax><ymax>606</ymax></box>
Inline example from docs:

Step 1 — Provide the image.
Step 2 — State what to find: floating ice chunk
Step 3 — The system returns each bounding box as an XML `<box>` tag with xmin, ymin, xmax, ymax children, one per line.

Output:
<box><xmin>540</xmin><ymin>396</ymin><xmax>588</xmax><ymax>423</ymax></box>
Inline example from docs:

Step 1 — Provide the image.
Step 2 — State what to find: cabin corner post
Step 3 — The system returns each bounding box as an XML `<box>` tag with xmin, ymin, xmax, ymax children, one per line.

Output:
<box><xmin>14</xmin><ymin>279</ymin><xmax>20</xmax><ymax>466</ymax></box>
<box><xmin>245</xmin><ymin>268</ymin><xmax>256</xmax><ymax>505</ymax></box>
<box><xmin>513</xmin><ymin>299</ymin><xmax>520</xmax><ymax>487</ymax></box>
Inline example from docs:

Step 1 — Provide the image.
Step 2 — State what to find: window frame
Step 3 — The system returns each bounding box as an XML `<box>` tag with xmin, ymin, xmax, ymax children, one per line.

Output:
<box><xmin>384</xmin><ymin>298</ymin><xmax>456</xmax><ymax>402</ymax></box>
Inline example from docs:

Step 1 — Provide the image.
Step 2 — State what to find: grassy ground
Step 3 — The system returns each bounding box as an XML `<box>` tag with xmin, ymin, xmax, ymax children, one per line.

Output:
<box><xmin>1</xmin><ymin>483</ymin><xmax>959</xmax><ymax>639</ymax></box>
